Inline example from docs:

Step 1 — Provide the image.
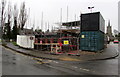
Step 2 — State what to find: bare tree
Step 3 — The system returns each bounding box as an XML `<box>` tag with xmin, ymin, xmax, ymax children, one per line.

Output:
<box><xmin>7</xmin><ymin>2</ymin><xmax>12</xmax><ymax>25</ymax></box>
<box><xmin>12</xmin><ymin>4</ymin><xmax>19</xmax><ymax>40</ymax></box>
<box><xmin>13</xmin><ymin>4</ymin><xmax>18</xmax><ymax>19</ymax></box>
<box><xmin>0</xmin><ymin>0</ymin><xmax>6</xmax><ymax>37</ymax></box>
<box><xmin>19</xmin><ymin>2</ymin><xmax>28</xmax><ymax>30</ymax></box>
<box><xmin>13</xmin><ymin>4</ymin><xmax>18</xmax><ymax>28</ymax></box>
<box><xmin>6</xmin><ymin>2</ymin><xmax>12</xmax><ymax>40</ymax></box>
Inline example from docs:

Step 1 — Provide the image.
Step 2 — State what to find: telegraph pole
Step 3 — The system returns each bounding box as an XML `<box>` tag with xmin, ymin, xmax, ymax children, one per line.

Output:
<box><xmin>41</xmin><ymin>12</ymin><xmax>43</xmax><ymax>32</ymax></box>
<box><xmin>60</xmin><ymin>8</ymin><xmax>62</xmax><ymax>37</ymax></box>
<box><xmin>67</xmin><ymin>6</ymin><xmax>68</xmax><ymax>22</ymax></box>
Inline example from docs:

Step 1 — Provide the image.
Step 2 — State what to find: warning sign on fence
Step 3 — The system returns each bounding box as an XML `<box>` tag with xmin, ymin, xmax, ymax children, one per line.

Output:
<box><xmin>63</xmin><ymin>40</ymin><xmax>69</xmax><ymax>45</ymax></box>
<box><xmin>30</xmin><ymin>37</ymin><xmax>34</xmax><ymax>40</ymax></box>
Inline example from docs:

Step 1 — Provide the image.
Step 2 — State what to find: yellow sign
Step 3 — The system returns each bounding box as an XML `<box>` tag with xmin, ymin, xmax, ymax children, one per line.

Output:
<box><xmin>64</xmin><ymin>40</ymin><xmax>69</xmax><ymax>44</ymax></box>
<box><xmin>81</xmin><ymin>35</ymin><xmax>85</xmax><ymax>38</ymax></box>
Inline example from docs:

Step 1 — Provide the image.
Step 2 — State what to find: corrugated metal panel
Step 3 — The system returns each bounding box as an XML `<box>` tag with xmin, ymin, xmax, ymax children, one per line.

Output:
<box><xmin>80</xmin><ymin>31</ymin><xmax>104</xmax><ymax>51</ymax></box>
<box><xmin>81</xmin><ymin>12</ymin><xmax>105</xmax><ymax>32</ymax></box>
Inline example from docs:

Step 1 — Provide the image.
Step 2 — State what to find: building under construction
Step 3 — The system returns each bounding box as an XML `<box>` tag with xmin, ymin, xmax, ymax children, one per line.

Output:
<box><xmin>34</xmin><ymin>21</ymin><xmax>80</xmax><ymax>54</ymax></box>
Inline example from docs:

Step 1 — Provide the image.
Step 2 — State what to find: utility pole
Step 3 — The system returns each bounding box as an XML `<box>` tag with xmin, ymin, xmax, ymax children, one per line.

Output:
<box><xmin>45</xmin><ymin>22</ymin><xmax>47</xmax><ymax>32</ymax></box>
<box><xmin>67</xmin><ymin>6</ymin><xmax>68</xmax><ymax>22</ymax></box>
<box><xmin>41</xmin><ymin>12</ymin><xmax>43</xmax><ymax>32</ymax></box>
<box><xmin>60</xmin><ymin>8</ymin><xmax>62</xmax><ymax>38</ymax></box>
<box><xmin>33</xmin><ymin>17</ymin><xmax>35</xmax><ymax>31</ymax></box>
<box><xmin>48</xmin><ymin>22</ymin><xmax>49</xmax><ymax>31</ymax></box>
<box><xmin>75</xmin><ymin>14</ymin><xmax>76</xmax><ymax>28</ymax></box>
<box><xmin>60</xmin><ymin>8</ymin><xmax>62</xmax><ymax>26</ymax></box>
<box><xmin>26</xmin><ymin>8</ymin><xmax>30</xmax><ymax>29</ymax></box>
<box><xmin>75</xmin><ymin>14</ymin><xmax>76</xmax><ymax>21</ymax></box>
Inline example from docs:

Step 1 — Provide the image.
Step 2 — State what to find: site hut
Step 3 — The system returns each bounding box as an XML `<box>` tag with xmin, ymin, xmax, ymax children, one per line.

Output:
<box><xmin>17</xmin><ymin>28</ymin><xmax>35</xmax><ymax>49</ymax></box>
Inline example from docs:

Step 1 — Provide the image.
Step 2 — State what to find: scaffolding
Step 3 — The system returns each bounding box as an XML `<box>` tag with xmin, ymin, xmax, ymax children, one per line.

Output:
<box><xmin>34</xmin><ymin>35</ymin><xmax>79</xmax><ymax>55</ymax></box>
<box><xmin>34</xmin><ymin>19</ymin><xmax>80</xmax><ymax>55</ymax></box>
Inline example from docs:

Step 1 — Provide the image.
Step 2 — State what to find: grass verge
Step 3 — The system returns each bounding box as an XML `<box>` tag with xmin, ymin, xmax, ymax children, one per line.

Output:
<box><xmin>12</xmin><ymin>42</ymin><xmax>18</xmax><ymax>46</ymax></box>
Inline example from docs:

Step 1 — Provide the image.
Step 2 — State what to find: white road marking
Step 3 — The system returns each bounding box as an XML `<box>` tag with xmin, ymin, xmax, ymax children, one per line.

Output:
<box><xmin>74</xmin><ymin>66</ymin><xmax>78</xmax><ymax>68</ymax></box>
<box><xmin>79</xmin><ymin>67</ymin><xmax>95</xmax><ymax>72</ymax></box>
<box><xmin>45</xmin><ymin>65</ymin><xmax>54</xmax><ymax>68</ymax></box>
<box><xmin>82</xmin><ymin>69</ymin><xmax>90</xmax><ymax>71</ymax></box>
<box><xmin>80</xmin><ymin>68</ymin><xmax>82</xmax><ymax>69</ymax></box>
<box><xmin>53</xmin><ymin>61</ymin><xmax>59</xmax><ymax>63</ymax></box>
<box><xmin>55</xmin><ymin>62</ymin><xmax>59</xmax><ymax>63</ymax></box>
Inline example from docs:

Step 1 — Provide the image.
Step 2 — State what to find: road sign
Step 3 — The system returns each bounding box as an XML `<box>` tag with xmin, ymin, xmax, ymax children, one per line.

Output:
<box><xmin>30</xmin><ymin>37</ymin><xmax>34</xmax><ymax>40</ymax></box>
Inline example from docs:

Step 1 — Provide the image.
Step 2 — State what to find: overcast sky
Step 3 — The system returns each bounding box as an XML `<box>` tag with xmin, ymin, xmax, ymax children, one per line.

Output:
<box><xmin>7</xmin><ymin>0</ymin><xmax>119</xmax><ymax>32</ymax></box>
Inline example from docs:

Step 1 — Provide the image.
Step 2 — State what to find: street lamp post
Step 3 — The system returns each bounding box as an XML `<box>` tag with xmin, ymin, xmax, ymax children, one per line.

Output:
<box><xmin>88</xmin><ymin>7</ymin><xmax>94</xmax><ymax>13</ymax></box>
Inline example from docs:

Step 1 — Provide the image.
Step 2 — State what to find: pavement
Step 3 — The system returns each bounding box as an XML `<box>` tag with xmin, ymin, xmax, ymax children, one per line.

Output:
<box><xmin>2</xmin><ymin>42</ymin><xmax>119</xmax><ymax>61</ymax></box>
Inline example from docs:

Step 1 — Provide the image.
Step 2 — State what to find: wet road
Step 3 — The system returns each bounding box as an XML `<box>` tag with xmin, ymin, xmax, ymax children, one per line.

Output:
<box><xmin>48</xmin><ymin>43</ymin><xmax>119</xmax><ymax>75</ymax></box>
<box><xmin>0</xmin><ymin>44</ymin><xmax>2</xmax><ymax>76</ymax></box>
<box><xmin>2</xmin><ymin>46</ymin><xmax>70</xmax><ymax>75</ymax></box>
<box><xmin>1</xmin><ymin>43</ymin><xmax>119</xmax><ymax>75</ymax></box>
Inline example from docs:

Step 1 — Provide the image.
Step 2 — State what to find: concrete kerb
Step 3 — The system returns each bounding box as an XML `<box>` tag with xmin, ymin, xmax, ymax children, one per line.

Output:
<box><xmin>88</xmin><ymin>53</ymin><xmax>119</xmax><ymax>61</ymax></box>
<box><xmin>2</xmin><ymin>44</ymin><xmax>119</xmax><ymax>62</ymax></box>
<box><xmin>2</xmin><ymin>45</ymin><xmax>59</xmax><ymax>60</ymax></box>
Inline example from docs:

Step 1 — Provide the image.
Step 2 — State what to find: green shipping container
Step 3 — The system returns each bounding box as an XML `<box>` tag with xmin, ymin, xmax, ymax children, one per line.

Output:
<box><xmin>80</xmin><ymin>31</ymin><xmax>104</xmax><ymax>51</ymax></box>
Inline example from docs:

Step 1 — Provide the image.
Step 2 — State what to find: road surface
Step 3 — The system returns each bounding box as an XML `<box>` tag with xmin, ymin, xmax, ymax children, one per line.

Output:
<box><xmin>1</xmin><ymin>43</ymin><xmax>119</xmax><ymax>76</ymax></box>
